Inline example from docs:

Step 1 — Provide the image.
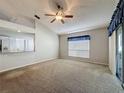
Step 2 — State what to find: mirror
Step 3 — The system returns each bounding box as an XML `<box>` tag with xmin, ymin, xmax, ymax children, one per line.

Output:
<box><xmin>0</xmin><ymin>27</ymin><xmax>35</xmax><ymax>53</ymax></box>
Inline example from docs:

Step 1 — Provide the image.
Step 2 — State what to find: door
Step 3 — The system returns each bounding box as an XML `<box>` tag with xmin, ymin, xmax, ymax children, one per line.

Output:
<box><xmin>116</xmin><ymin>24</ymin><xmax>123</xmax><ymax>81</ymax></box>
<box><xmin>116</xmin><ymin>23</ymin><xmax>124</xmax><ymax>83</ymax></box>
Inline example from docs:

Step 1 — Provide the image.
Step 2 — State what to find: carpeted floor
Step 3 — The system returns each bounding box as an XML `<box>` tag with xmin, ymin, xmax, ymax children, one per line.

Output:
<box><xmin>0</xmin><ymin>59</ymin><xmax>123</xmax><ymax>93</ymax></box>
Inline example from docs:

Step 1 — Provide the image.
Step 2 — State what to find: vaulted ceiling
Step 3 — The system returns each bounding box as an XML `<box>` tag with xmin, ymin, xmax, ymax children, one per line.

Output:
<box><xmin>0</xmin><ymin>0</ymin><xmax>118</xmax><ymax>34</ymax></box>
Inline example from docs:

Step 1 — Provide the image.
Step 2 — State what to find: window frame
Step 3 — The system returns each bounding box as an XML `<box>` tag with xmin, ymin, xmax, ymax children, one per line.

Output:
<box><xmin>68</xmin><ymin>35</ymin><xmax>90</xmax><ymax>58</ymax></box>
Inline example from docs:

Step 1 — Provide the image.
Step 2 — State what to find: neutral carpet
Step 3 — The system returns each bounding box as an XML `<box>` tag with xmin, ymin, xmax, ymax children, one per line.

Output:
<box><xmin>0</xmin><ymin>59</ymin><xmax>123</xmax><ymax>93</ymax></box>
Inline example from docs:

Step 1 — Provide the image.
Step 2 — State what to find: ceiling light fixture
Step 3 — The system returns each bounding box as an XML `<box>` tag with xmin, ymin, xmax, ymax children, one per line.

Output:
<box><xmin>17</xmin><ymin>30</ymin><xmax>21</xmax><ymax>32</ymax></box>
<box><xmin>43</xmin><ymin>4</ymin><xmax>73</xmax><ymax>24</ymax></box>
<box><xmin>56</xmin><ymin>15</ymin><xmax>63</xmax><ymax>20</ymax></box>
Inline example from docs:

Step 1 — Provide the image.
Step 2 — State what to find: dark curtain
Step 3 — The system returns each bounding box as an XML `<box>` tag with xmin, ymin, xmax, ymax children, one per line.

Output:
<box><xmin>68</xmin><ymin>35</ymin><xmax>90</xmax><ymax>41</ymax></box>
<box><xmin>108</xmin><ymin>0</ymin><xmax>124</xmax><ymax>36</ymax></box>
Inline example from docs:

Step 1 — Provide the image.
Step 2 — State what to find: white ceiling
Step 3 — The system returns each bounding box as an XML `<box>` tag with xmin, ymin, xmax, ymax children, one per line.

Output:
<box><xmin>0</xmin><ymin>0</ymin><xmax>118</xmax><ymax>34</ymax></box>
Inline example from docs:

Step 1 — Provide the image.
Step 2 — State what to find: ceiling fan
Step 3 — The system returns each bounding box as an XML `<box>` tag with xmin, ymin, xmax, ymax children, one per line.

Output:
<box><xmin>44</xmin><ymin>4</ymin><xmax>73</xmax><ymax>24</ymax></box>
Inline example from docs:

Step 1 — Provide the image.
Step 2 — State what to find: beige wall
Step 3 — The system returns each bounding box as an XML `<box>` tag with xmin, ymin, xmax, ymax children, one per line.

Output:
<box><xmin>0</xmin><ymin>20</ymin><xmax>59</xmax><ymax>72</ymax></box>
<box><xmin>109</xmin><ymin>31</ymin><xmax>116</xmax><ymax>75</ymax></box>
<box><xmin>59</xmin><ymin>28</ymin><xmax>109</xmax><ymax>65</ymax></box>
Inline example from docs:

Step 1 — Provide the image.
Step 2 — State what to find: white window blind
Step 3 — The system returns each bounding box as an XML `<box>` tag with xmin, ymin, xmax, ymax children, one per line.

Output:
<box><xmin>68</xmin><ymin>35</ymin><xmax>90</xmax><ymax>58</ymax></box>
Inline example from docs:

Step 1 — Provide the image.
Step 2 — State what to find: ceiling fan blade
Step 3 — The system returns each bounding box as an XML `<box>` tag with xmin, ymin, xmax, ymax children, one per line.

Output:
<box><xmin>34</xmin><ymin>15</ymin><xmax>40</xmax><ymax>19</ymax></box>
<box><xmin>45</xmin><ymin>14</ymin><xmax>56</xmax><ymax>16</ymax></box>
<box><xmin>64</xmin><ymin>15</ymin><xmax>73</xmax><ymax>18</ymax></box>
<box><xmin>61</xmin><ymin>19</ymin><xmax>65</xmax><ymax>24</ymax></box>
<box><xmin>57</xmin><ymin>4</ymin><xmax>61</xmax><ymax>10</ymax></box>
<box><xmin>55</xmin><ymin>2</ymin><xmax>62</xmax><ymax>10</ymax></box>
<box><xmin>50</xmin><ymin>18</ymin><xmax>56</xmax><ymax>23</ymax></box>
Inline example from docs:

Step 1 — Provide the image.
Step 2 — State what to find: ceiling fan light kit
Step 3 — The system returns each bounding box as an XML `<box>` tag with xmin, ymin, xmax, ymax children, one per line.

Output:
<box><xmin>35</xmin><ymin>3</ymin><xmax>73</xmax><ymax>24</ymax></box>
<box><xmin>45</xmin><ymin>9</ymin><xmax>73</xmax><ymax>24</ymax></box>
<box><xmin>56</xmin><ymin>15</ymin><xmax>63</xmax><ymax>20</ymax></box>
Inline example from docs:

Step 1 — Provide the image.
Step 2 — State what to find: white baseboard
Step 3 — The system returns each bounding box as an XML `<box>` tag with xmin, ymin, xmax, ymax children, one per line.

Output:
<box><xmin>60</xmin><ymin>58</ymin><xmax>108</xmax><ymax>66</ymax></box>
<box><xmin>88</xmin><ymin>61</ymin><xmax>108</xmax><ymax>66</ymax></box>
<box><xmin>0</xmin><ymin>58</ymin><xmax>108</xmax><ymax>73</ymax></box>
<box><xmin>0</xmin><ymin>58</ymin><xmax>57</xmax><ymax>73</ymax></box>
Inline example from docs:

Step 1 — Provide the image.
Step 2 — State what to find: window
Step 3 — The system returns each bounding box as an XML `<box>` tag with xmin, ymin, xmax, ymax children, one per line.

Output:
<box><xmin>0</xmin><ymin>36</ymin><xmax>35</xmax><ymax>53</ymax></box>
<box><xmin>25</xmin><ymin>38</ymin><xmax>34</xmax><ymax>52</ymax></box>
<box><xmin>9</xmin><ymin>38</ymin><xmax>25</xmax><ymax>52</ymax></box>
<box><xmin>68</xmin><ymin>35</ymin><xmax>90</xmax><ymax>58</ymax></box>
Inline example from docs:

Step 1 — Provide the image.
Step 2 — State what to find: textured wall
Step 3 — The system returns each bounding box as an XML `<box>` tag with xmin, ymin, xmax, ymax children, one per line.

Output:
<box><xmin>59</xmin><ymin>28</ymin><xmax>109</xmax><ymax>65</ymax></box>
<box><xmin>0</xmin><ymin>20</ymin><xmax>59</xmax><ymax>72</ymax></box>
<box><xmin>109</xmin><ymin>31</ymin><xmax>116</xmax><ymax>75</ymax></box>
